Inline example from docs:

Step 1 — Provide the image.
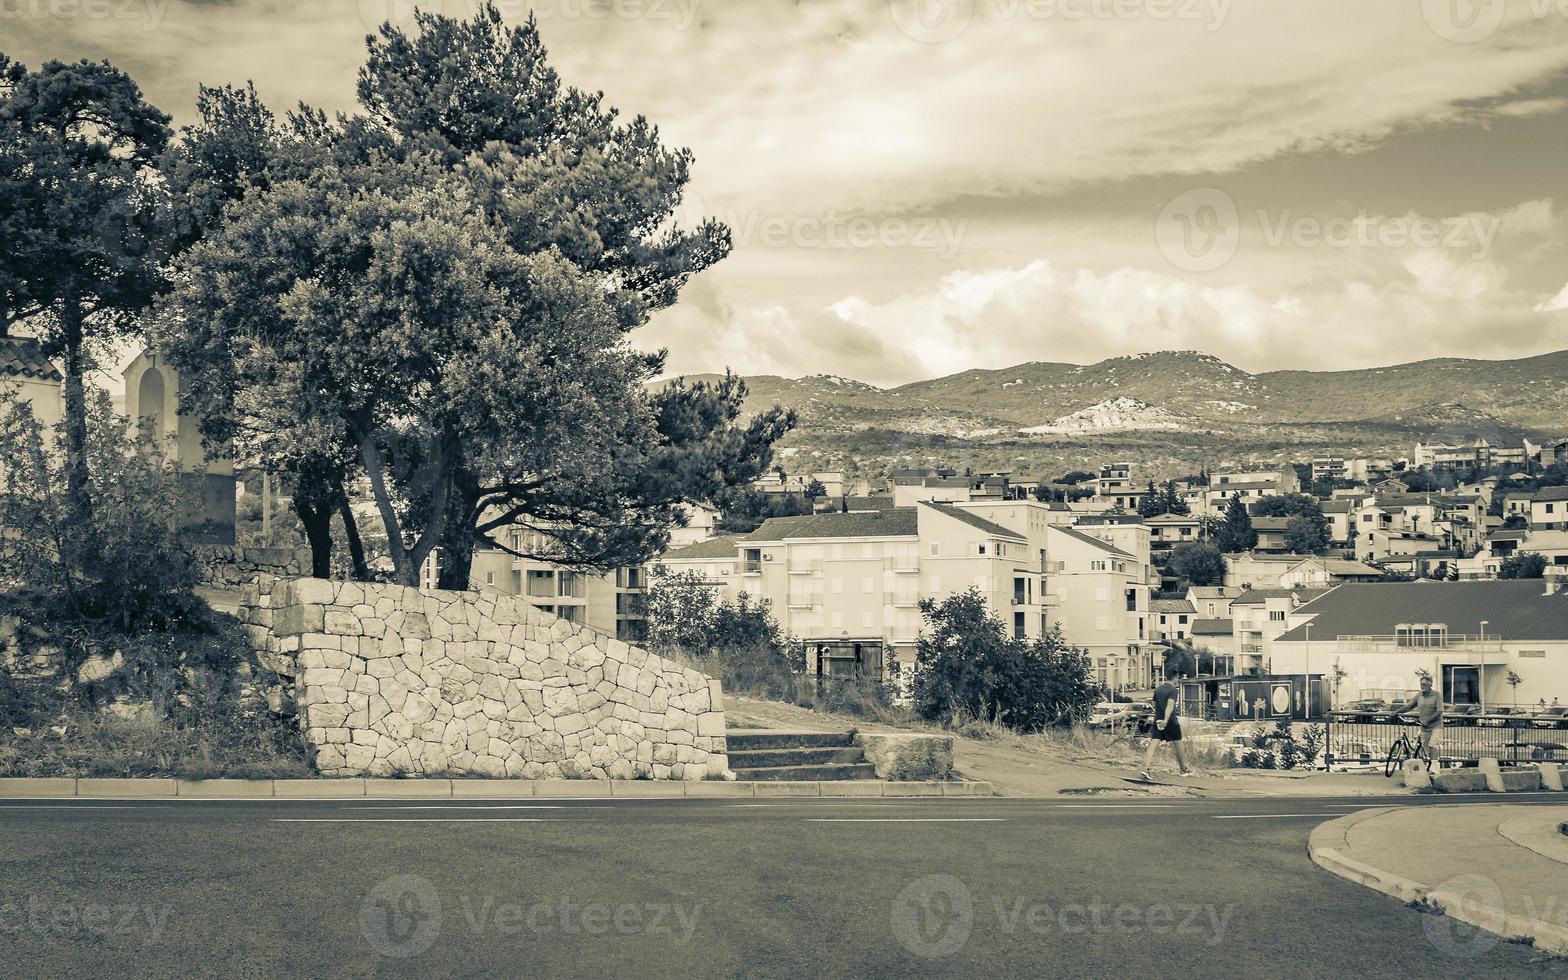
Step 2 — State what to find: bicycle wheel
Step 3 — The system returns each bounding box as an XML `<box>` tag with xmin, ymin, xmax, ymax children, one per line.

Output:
<box><xmin>1384</xmin><ymin>737</ymin><xmax>1409</xmax><ymax>778</ymax></box>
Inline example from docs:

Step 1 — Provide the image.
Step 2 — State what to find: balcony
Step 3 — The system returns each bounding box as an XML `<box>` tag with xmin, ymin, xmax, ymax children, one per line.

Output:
<box><xmin>788</xmin><ymin>560</ymin><xmax>824</xmax><ymax>576</ymax></box>
<box><xmin>741</xmin><ymin>560</ymin><xmax>763</xmax><ymax>576</ymax></box>
<box><xmin>884</xmin><ymin>555</ymin><xmax>920</xmax><ymax>573</ymax></box>
<box><xmin>1335</xmin><ymin>634</ymin><xmax>1505</xmax><ymax>654</ymax></box>
<box><xmin>1040</xmin><ymin>560</ymin><xmax>1066</xmax><ymax>574</ymax></box>
<box><xmin>787</xmin><ymin>593</ymin><xmax>823</xmax><ymax>609</ymax></box>
<box><xmin>885</xmin><ymin>592</ymin><xmax>920</xmax><ymax>608</ymax></box>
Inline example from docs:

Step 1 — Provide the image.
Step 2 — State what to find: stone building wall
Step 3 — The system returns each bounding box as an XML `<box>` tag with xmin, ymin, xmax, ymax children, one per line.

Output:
<box><xmin>241</xmin><ymin>578</ymin><xmax>728</xmax><ymax>780</ymax></box>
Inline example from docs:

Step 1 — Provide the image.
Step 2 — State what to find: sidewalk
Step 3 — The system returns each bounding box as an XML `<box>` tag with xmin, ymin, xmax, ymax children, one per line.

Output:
<box><xmin>1310</xmin><ymin>804</ymin><xmax>1568</xmax><ymax>956</ymax></box>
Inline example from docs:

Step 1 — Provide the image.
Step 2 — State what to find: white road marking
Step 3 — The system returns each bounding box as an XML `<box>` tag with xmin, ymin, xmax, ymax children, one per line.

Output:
<box><xmin>1047</xmin><ymin>804</ymin><xmax>1180</xmax><ymax>809</ymax></box>
<box><xmin>729</xmin><ymin>803</ymin><xmax>920</xmax><ymax>808</ymax></box>
<box><xmin>806</xmin><ymin>818</ymin><xmax>1007</xmax><ymax>823</ymax></box>
<box><xmin>346</xmin><ymin>805</ymin><xmax>608</xmax><ymax>810</ymax></box>
<box><xmin>1212</xmin><ymin>813</ymin><xmax>1334</xmax><ymax>820</ymax></box>
<box><xmin>270</xmin><ymin>817</ymin><xmax>564</xmax><ymax>823</ymax></box>
<box><xmin>0</xmin><ymin>804</ymin><xmax>163</xmax><ymax>809</ymax></box>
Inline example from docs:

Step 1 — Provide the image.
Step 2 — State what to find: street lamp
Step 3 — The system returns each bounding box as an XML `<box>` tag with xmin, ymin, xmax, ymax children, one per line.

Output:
<box><xmin>1479</xmin><ymin>620</ymin><xmax>1489</xmax><ymax>712</ymax></box>
<box><xmin>1304</xmin><ymin>622</ymin><xmax>1312</xmax><ymax>720</ymax></box>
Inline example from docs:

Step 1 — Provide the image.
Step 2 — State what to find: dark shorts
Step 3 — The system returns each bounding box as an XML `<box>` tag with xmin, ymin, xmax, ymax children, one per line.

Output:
<box><xmin>1152</xmin><ymin>719</ymin><xmax>1183</xmax><ymax>742</ymax></box>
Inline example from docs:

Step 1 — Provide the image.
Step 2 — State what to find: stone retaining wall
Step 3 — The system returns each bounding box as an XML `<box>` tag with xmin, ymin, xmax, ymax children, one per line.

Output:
<box><xmin>241</xmin><ymin>578</ymin><xmax>728</xmax><ymax>780</ymax></box>
<box><xmin>196</xmin><ymin>545</ymin><xmax>310</xmax><ymax>589</ymax></box>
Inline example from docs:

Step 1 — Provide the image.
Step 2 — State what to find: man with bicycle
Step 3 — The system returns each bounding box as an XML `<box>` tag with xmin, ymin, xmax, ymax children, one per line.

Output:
<box><xmin>1392</xmin><ymin>675</ymin><xmax>1444</xmax><ymax>770</ymax></box>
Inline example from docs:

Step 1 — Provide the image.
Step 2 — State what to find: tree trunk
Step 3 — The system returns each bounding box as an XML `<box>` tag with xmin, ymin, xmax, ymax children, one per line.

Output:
<box><xmin>295</xmin><ymin>494</ymin><xmax>333</xmax><ymax>579</ymax></box>
<box><xmin>336</xmin><ymin>488</ymin><xmax>370</xmax><ymax>581</ymax></box>
<box><xmin>435</xmin><ymin>471</ymin><xmax>482</xmax><ymax>592</ymax></box>
<box><xmin>58</xmin><ymin>303</ymin><xmax>93</xmax><ymax>537</ymax></box>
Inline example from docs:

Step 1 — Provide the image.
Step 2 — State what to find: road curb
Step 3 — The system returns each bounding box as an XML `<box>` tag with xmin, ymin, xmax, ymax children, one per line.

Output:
<box><xmin>0</xmin><ymin>776</ymin><xmax>993</xmax><ymax>800</ymax></box>
<box><xmin>1497</xmin><ymin>814</ymin><xmax>1568</xmax><ymax>866</ymax></box>
<box><xmin>1308</xmin><ymin>807</ymin><xmax>1568</xmax><ymax>956</ymax></box>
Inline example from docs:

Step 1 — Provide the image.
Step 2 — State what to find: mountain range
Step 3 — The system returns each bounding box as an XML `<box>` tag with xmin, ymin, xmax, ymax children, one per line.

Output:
<box><xmin>679</xmin><ymin>349</ymin><xmax>1568</xmax><ymax>479</ymax></box>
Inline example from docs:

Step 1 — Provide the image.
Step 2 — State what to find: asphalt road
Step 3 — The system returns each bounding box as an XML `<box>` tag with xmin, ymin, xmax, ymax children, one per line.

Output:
<box><xmin>0</xmin><ymin>794</ymin><xmax>1563</xmax><ymax>978</ymax></box>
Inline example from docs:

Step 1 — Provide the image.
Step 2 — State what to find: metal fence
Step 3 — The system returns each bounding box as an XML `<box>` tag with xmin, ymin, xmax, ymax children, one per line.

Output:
<box><xmin>1324</xmin><ymin>712</ymin><xmax>1568</xmax><ymax>769</ymax></box>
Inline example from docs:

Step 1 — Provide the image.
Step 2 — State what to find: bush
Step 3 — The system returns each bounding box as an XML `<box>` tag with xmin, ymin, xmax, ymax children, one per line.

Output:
<box><xmin>912</xmin><ymin>589</ymin><xmax>1100</xmax><ymax>732</ymax></box>
<box><xmin>0</xmin><ymin>389</ymin><xmax>205</xmax><ymax>633</ymax></box>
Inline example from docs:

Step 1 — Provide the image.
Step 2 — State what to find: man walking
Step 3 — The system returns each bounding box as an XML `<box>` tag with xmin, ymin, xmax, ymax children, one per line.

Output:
<box><xmin>1142</xmin><ymin>663</ymin><xmax>1192</xmax><ymax>780</ymax></box>
<box><xmin>1393</xmin><ymin>674</ymin><xmax>1444</xmax><ymax>769</ymax></box>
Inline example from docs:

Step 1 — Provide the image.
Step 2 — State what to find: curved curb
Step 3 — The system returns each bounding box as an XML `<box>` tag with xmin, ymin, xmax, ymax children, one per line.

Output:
<box><xmin>1308</xmin><ymin>808</ymin><xmax>1568</xmax><ymax>956</ymax></box>
<box><xmin>1498</xmin><ymin>813</ymin><xmax>1568</xmax><ymax>867</ymax></box>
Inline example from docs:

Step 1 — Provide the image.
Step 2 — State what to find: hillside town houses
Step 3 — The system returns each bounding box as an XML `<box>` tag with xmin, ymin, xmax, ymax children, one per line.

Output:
<box><xmin>4</xmin><ymin>332</ymin><xmax>1567</xmax><ymax>709</ymax></box>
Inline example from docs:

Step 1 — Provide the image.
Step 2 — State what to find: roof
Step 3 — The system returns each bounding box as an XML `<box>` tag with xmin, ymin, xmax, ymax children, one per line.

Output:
<box><xmin>923</xmin><ymin>502</ymin><xmax>1026</xmax><ymax>541</ymax></box>
<box><xmin>1278</xmin><ymin>581</ymin><xmax>1568</xmax><ymax>642</ymax></box>
<box><xmin>659</xmin><ymin>537</ymin><xmax>740</xmax><ymax>561</ymax></box>
<box><xmin>0</xmin><ymin>336</ymin><xmax>62</xmax><ymax>382</ymax></box>
<box><xmin>745</xmin><ymin>510</ymin><xmax>919</xmax><ymax>541</ymax></box>
<box><xmin>1151</xmin><ymin>599</ymin><xmax>1196</xmax><ymax>614</ymax></box>
<box><xmin>1233</xmin><ymin>587</ymin><xmax>1335</xmax><ymax>605</ymax></box>
<box><xmin>1191</xmin><ymin>618</ymin><xmax>1233</xmax><ymax>635</ymax></box>
<box><xmin>1535</xmin><ymin>487</ymin><xmax>1568</xmax><ymax>503</ymax></box>
<box><xmin>1145</xmin><ymin>513</ymin><xmax>1200</xmax><ymax>524</ymax></box>
<box><xmin>1251</xmin><ymin>516</ymin><xmax>1293</xmax><ymax>531</ymax></box>
<box><xmin>1054</xmin><ymin>524</ymin><xmax>1136</xmax><ymax>559</ymax></box>
<box><xmin>843</xmin><ymin>495</ymin><xmax>897</xmax><ymax>511</ymax></box>
<box><xmin>1312</xmin><ymin>558</ymin><xmax>1382</xmax><ymax>577</ymax></box>
<box><xmin>1189</xmin><ymin>586</ymin><xmax>1245</xmax><ymax>599</ymax></box>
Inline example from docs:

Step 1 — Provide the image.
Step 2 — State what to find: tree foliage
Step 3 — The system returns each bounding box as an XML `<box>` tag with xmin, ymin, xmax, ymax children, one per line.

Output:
<box><xmin>1169</xmin><ymin>543</ymin><xmax>1226</xmax><ymax>587</ymax></box>
<box><xmin>1498</xmin><ymin>553</ymin><xmax>1547</xmax><ymax>579</ymax></box>
<box><xmin>1212</xmin><ymin>496</ymin><xmax>1257</xmax><ymax>552</ymax></box>
<box><xmin>911</xmin><ymin>589</ymin><xmax>1100</xmax><ymax>732</ymax></box>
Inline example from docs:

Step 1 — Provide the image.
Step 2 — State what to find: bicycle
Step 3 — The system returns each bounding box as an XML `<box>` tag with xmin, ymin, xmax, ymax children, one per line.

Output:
<box><xmin>1383</xmin><ymin>721</ymin><xmax>1432</xmax><ymax>778</ymax></box>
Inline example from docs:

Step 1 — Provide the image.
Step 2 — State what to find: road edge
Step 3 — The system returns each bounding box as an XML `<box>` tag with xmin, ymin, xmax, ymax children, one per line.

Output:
<box><xmin>1308</xmin><ymin>807</ymin><xmax>1568</xmax><ymax>956</ymax></box>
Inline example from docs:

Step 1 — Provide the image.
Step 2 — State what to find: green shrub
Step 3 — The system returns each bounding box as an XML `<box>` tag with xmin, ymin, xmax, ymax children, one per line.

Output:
<box><xmin>912</xmin><ymin>589</ymin><xmax>1100</xmax><ymax>732</ymax></box>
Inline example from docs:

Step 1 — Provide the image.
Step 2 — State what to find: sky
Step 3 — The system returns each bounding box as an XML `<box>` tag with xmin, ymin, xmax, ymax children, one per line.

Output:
<box><xmin>11</xmin><ymin>0</ymin><xmax>1568</xmax><ymax>386</ymax></box>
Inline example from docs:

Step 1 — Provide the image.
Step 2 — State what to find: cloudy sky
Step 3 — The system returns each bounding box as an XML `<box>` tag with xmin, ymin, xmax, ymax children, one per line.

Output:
<box><xmin>11</xmin><ymin>0</ymin><xmax>1568</xmax><ymax>385</ymax></box>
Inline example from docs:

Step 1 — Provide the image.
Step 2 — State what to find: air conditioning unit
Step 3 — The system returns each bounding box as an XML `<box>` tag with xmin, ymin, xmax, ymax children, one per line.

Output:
<box><xmin>763</xmin><ymin>553</ymin><xmax>774</xmax><ymax>561</ymax></box>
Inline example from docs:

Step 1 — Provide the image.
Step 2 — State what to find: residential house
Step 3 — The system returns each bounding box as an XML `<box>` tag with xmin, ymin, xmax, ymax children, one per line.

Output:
<box><xmin>1251</xmin><ymin>516</ymin><xmax>1293</xmax><ymax>552</ymax></box>
<box><xmin>0</xmin><ymin>335</ymin><xmax>64</xmax><ymax>432</ymax></box>
<box><xmin>1532</xmin><ymin>487</ymin><xmax>1568</xmax><ymax>531</ymax></box>
<box><xmin>1187</xmin><ymin>585</ymin><xmax>1245</xmax><ymax>620</ymax></box>
<box><xmin>1458</xmin><ymin>528</ymin><xmax>1568</xmax><ymax>581</ymax></box>
<box><xmin>1276</xmin><ymin>557</ymin><xmax>1382</xmax><ymax>588</ymax></box>
<box><xmin>1230</xmin><ymin>587</ymin><xmax>1335</xmax><ymax>674</ymax></box>
<box><xmin>469</xmin><ymin>528</ymin><xmax>651</xmax><ymax>643</ymax></box>
<box><xmin>1145</xmin><ymin>512</ymin><xmax>1203</xmax><ymax>556</ymax></box>
<box><xmin>1094</xmin><ymin>462</ymin><xmax>1146</xmax><ymax>512</ymax></box>
<box><xmin>1270</xmin><ymin>580</ymin><xmax>1568</xmax><ymax>707</ymax></box>
<box><xmin>1191</xmin><ymin>618</ymin><xmax>1238</xmax><ymax>664</ymax></box>
<box><xmin>1152</xmin><ymin>598</ymin><xmax>1195</xmax><ymax>642</ymax></box>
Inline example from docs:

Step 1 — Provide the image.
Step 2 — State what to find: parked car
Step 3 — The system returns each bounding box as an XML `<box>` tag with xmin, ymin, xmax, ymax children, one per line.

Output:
<box><xmin>1530</xmin><ymin>707</ymin><xmax>1568</xmax><ymax>729</ymax></box>
<box><xmin>1444</xmin><ymin>704</ymin><xmax>1482</xmax><ymax>725</ymax></box>
<box><xmin>1127</xmin><ymin>702</ymin><xmax>1155</xmax><ymax>733</ymax></box>
<box><xmin>1479</xmin><ymin>707</ymin><xmax>1529</xmax><ymax>727</ymax></box>
<box><xmin>1338</xmin><ymin>699</ymin><xmax>1389</xmax><ymax>721</ymax></box>
<box><xmin>1088</xmin><ymin>702</ymin><xmax>1136</xmax><ymax>729</ymax></box>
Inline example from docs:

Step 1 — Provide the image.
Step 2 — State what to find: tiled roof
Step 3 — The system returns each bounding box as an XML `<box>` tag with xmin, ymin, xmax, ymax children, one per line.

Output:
<box><xmin>745</xmin><ymin>509</ymin><xmax>919</xmax><ymax>542</ymax></box>
<box><xmin>1232</xmin><ymin>587</ymin><xmax>1336</xmax><ymax>605</ymax></box>
<box><xmin>1535</xmin><ymin>486</ymin><xmax>1568</xmax><ymax>503</ymax></box>
<box><xmin>658</xmin><ymin>537</ymin><xmax>740</xmax><ymax>561</ymax></box>
<box><xmin>1280</xmin><ymin>581</ymin><xmax>1568</xmax><ymax>642</ymax></box>
<box><xmin>1145</xmin><ymin>513</ymin><xmax>1200</xmax><ymax>524</ymax></box>
<box><xmin>924</xmin><ymin>502</ymin><xmax>1026</xmax><ymax>541</ymax></box>
<box><xmin>1251</xmin><ymin>516</ymin><xmax>1293</xmax><ymax>531</ymax></box>
<box><xmin>1191</xmin><ymin>618</ymin><xmax>1233</xmax><ymax>635</ymax></box>
<box><xmin>1189</xmin><ymin>586</ymin><xmax>1245</xmax><ymax>599</ymax></box>
<box><xmin>1055</xmin><ymin>524</ymin><xmax>1136</xmax><ymax>559</ymax></box>
<box><xmin>1151</xmin><ymin>599</ymin><xmax>1196</xmax><ymax>614</ymax></box>
<box><xmin>0</xmin><ymin>336</ymin><xmax>62</xmax><ymax>381</ymax></box>
<box><xmin>843</xmin><ymin>495</ymin><xmax>897</xmax><ymax>511</ymax></box>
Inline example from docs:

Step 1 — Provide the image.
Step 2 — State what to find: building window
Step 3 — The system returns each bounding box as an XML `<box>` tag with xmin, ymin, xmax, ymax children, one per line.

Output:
<box><xmin>1269</xmin><ymin>610</ymin><xmax>1285</xmax><ymax>622</ymax></box>
<box><xmin>1014</xmin><ymin>612</ymin><xmax>1025</xmax><ymax>639</ymax></box>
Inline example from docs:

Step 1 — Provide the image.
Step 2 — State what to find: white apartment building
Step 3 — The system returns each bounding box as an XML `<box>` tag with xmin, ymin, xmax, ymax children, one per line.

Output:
<box><xmin>1533</xmin><ymin>487</ymin><xmax>1568</xmax><ymax>531</ymax></box>
<box><xmin>655</xmin><ymin>500</ymin><xmax>1156</xmax><ymax>690</ymax></box>
<box><xmin>1230</xmin><ymin>587</ymin><xmax>1334</xmax><ymax>674</ymax></box>
<box><xmin>1271</xmin><ymin>580</ymin><xmax>1568</xmax><ymax>707</ymax></box>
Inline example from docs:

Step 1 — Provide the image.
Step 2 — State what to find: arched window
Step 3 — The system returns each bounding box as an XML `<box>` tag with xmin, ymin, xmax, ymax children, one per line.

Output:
<box><xmin>137</xmin><ymin>366</ymin><xmax>166</xmax><ymax>441</ymax></box>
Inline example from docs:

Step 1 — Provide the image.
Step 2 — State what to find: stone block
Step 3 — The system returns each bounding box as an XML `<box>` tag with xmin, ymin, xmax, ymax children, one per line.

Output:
<box><xmin>1540</xmin><ymin>762</ymin><xmax>1565</xmax><ymax>792</ymax></box>
<box><xmin>1479</xmin><ymin>757</ymin><xmax>1506</xmax><ymax>792</ymax></box>
<box><xmin>855</xmin><ymin>733</ymin><xmax>955</xmax><ymax>781</ymax></box>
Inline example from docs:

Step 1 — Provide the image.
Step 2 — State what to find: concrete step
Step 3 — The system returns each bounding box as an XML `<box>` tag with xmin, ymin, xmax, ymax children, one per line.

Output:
<box><xmin>726</xmin><ymin>731</ymin><xmax>856</xmax><ymax>751</ymax></box>
<box><xmin>732</xmin><ymin>763</ymin><xmax>881</xmax><ymax>782</ymax></box>
<box><xmin>728</xmin><ymin>747</ymin><xmax>866</xmax><ymax>769</ymax></box>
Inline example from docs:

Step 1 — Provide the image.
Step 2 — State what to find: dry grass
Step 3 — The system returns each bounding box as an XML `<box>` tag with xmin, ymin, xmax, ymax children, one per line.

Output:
<box><xmin>0</xmin><ymin>707</ymin><xmax>312</xmax><ymax>779</ymax></box>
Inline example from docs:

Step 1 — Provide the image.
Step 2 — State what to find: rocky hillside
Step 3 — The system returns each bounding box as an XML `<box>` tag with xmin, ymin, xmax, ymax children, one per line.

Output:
<box><xmin>673</xmin><ymin>349</ymin><xmax>1568</xmax><ymax>478</ymax></box>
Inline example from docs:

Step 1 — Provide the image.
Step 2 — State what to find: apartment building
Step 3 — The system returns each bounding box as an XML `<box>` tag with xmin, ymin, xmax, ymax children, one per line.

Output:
<box><xmin>1310</xmin><ymin>456</ymin><xmax>1346</xmax><ymax>483</ymax></box>
<box><xmin>656</xmin><ymin>500</ymin><xmax>1157</xmax><ymax>690</ymax></box>
<box><xmin>1230</xmin><ymin>587</ymin><xmax>1334</xmax><ymax>673</ymax></box>
<box><xmin>1270</xmin><ymin>580</ymin><xmax>1568</xmax><ymax>707</ymax></box>
<box><xmin>1152</xmin><ymin>599</ymin><xmax>1195</xmax><ymax>642</ymax></box>
<box><xmin>1094</xmin><ymin>462</ymin><xmax>1146</xmax><ymax>512</ymax></box>
<box><xmin>1194</xmin><ymin>468</ymin><xmax>1298</xmax><ymax>516</ymax></box>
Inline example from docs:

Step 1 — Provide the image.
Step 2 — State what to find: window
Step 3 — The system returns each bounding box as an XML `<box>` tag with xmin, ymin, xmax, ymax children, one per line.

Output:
<box><xmin>485</xmin><ymin>571</ymin><xmax>496</xmax><ymax>586</ymax></box>
<box><xmin>929</xmin><ymin>543</ymin><xmax>941</xmax><ymax>556</ymax></box>
<box><xmin>1269</xmin><ymin>610</ymin><xmax>1286</xmax><ymax>622</ymax></box>
<box><xmin>1178</xmin><ymin>614</ymin><xmax>1188</xmax><ymax>625</ymax></box>
<box><xmin>978</xmin><ymin>544</ymin><xmax>988</xmax><ymax>556</ymax></box>
<box><xmin>1014</xmin><ymin>612</ymin><xmax>1026</xmax><ymax>639</ymax></box>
